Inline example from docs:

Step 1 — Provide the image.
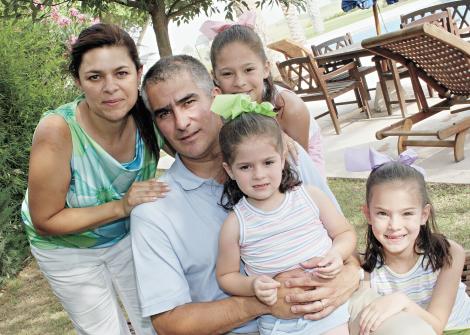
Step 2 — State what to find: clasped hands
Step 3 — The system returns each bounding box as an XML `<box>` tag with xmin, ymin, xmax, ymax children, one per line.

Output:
<box><xmin>253</xmin><ymin>254</ymin><xmax>346</xmax><ymax>321</ymax></box>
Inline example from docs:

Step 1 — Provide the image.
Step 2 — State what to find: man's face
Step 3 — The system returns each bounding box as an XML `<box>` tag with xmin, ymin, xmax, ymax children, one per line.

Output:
<box><xmin>145</xmin><ymin>71</ymin><xmax>222</xmax><ymax>162</ymax></box>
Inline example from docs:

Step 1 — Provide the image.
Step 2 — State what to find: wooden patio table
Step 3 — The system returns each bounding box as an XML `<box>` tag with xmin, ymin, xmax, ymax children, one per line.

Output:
<box><xmin>314</xmin><ymin>42</ymin><xmax>409</xmax><ymax>117</ymax></box>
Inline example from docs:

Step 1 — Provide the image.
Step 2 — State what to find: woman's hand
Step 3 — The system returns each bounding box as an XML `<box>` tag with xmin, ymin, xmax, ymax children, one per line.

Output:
<box><xmin>282</xmin><ymin>132</ymin><xmax>299</xmax><ymax>164</ymax></box>
<box><xmin>120</xmin><ymin>179</ymin><xmax>169</xmax><ymax>216</ymax></box>
<box><xmin>359</xmin><ymin>292</ymin><xmax>409</xmax><ymax>335</ymax></box>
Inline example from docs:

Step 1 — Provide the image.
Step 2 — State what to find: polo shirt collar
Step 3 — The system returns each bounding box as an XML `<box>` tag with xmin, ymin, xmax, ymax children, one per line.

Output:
<box><xmin>169</xmin><ymin>154</ymin><xmax>220</xmax><ymax>191</ymax></box>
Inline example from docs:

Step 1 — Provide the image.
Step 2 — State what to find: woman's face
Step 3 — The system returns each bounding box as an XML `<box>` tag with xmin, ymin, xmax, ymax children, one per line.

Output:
<box><xmin>75</xmin><ymin>46</ymin><xmax>142</xmax><ymax>122</ymax></box>
<box><xmin>213</xmin><ymin>41</ymin><xmax>269</xmax><ymax>103</ymax></box>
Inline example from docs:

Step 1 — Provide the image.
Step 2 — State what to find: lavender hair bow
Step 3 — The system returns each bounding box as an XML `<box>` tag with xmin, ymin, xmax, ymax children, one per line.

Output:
<box><xmin>200</xmin><ymin>11</ymin><xmax>256</xmax><ymax>40</ymax></box>
<box><xmin>344</xmin><ymin>147</ymin><xmax>425</xmax><ymax>176</ymax></box>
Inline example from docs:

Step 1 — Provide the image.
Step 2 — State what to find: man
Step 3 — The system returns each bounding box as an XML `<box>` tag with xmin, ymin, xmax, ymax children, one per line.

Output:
<box><xmin>132</xmin><ymin>55</ymin><xmax>435</xmax><ymax>335</ymax></box>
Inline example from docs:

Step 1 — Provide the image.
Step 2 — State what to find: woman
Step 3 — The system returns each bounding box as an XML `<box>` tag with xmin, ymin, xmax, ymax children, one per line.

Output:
<box><xmin>21</xmin><ymin>23</ymin><xmax>167</xmax><ymax>334</ymax></box>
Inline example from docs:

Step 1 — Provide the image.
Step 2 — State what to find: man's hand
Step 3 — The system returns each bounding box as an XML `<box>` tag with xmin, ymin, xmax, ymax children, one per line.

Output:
<box><xmin>272</xmin><ymin>256</ymin><xmax>360</xmax><ymax>320</ymax></box>
<box><xmin>252</xmin><ymin>275</ymin><xmax>280</xmax><ymax>306</ymax></box>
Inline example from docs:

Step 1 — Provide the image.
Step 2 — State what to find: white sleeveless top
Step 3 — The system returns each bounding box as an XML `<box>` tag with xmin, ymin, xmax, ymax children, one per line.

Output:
<box><xmin>371</xmin><ymin>255</ymin><xmax>470</xmax><ymax>329</ymax></box>
<box><xmin>234</xmin><ymin>185</ymin><xmax>332</xmax><ymax>277</ymax></box>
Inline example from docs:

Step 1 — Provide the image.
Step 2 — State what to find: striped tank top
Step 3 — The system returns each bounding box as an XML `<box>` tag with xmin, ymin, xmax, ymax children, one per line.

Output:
<box><xmin>235</xmin><ymin>185</ymin><xmax>332</xmax><ymax>277</ymax></box>
<box><xmin>371</xmin><ymin>255</ymin><xmax>470</xmax><ymax>329</ymax></box>
<box><xmin>21</xmin><ymin>96</ymin><xmax>163</xmax><ymax>249</ymax></box>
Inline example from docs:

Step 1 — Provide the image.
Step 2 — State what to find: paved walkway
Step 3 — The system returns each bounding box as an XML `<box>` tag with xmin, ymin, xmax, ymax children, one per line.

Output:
<box><xmin>309</xmin><ymin>77</ymin><xmax>470</xmax><ymax>184</ymax></box>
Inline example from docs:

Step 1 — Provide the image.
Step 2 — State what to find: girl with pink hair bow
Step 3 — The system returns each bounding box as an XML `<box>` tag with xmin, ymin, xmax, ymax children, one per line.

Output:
<box><xmin>201</xmin><ymin>13</ymin><xmax>326</xmax><ymax>179</ymax></box>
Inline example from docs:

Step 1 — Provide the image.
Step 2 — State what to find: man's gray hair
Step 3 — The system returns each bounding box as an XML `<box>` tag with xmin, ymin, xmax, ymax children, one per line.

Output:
<box><xmin>141</xmin><ymin>55</ymin><xmax>214</xmax><ymax>111</ymax></box>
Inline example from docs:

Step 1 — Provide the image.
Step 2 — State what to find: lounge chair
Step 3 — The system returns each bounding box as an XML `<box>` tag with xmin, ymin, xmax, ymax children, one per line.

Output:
<box><xmin>362</xmin><ymin>23</ymin><xmax>470</xmax><ymax>162</ymax></box>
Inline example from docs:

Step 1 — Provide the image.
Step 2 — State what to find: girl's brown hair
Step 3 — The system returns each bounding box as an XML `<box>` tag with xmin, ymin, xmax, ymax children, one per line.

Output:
<box><xmin>210</xmin><ymin>25</ymin><xmax>279</xmax><ymax>107</ymax></box>
<box><xmin>219</xmin><ymin>113</ymin><xmax>301</xmax><ymax>210</ymax></box>
<box><xmin>362</xmin><ymin>162</ymin><xmax>452</xmax><ymax>272</ymax></box>
<box><xmin>69</xmin><ymin>24</ymin><xmax>159</xmax><ymax>159</ymax></box>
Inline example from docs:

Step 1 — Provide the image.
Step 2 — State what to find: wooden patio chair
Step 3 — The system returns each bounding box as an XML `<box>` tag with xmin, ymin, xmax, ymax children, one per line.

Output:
<box><xmin>311</xmin><ymin>33</ymin><xmax>376</xmax><ymax>100</ymax></box>
<box><xmin>400</xmin><ymin>0</ymin><xmax>470</xmax><ymax>39</ymax></box>
<box><xmin>267</xmin><ymin>38</ymin><xmax>311</xmax><ymax>60</ymax></box>
<box><xmin>276</xmin><ymin>54</ymin><xmax>371</xmax><ymax>135</ymax></box>
<box><xmin>401</xmin><ymin>9</ymin><xmax>460</xmax><ymax>36</ymax></box>
<box><xmin>397</xmin><ymin>9</ymin><xmax>462</xmax><ymax>104</ymax></box>
<box><xmin>362</xmin><ymin>23</ymin><xmax>470</xmax><ymax>162</ymax></box>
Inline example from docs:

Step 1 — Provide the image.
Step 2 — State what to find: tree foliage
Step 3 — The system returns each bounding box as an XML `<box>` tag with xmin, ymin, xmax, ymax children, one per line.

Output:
<box><xmin>2</xmin><ymin>0</ymin><xmax>308</xmax><ymax>56</ymax></box>
<box><xmin>0</xmin><ymin>18</ymin><xmax>78</xmax><ymax>284</ymax></box>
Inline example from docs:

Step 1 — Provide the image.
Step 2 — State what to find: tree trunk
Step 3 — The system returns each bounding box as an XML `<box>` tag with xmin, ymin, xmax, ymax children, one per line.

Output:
<box><xmin>150</xmin><ymin>6</ymin><xmax>172</xmax><ymax>57</ymax></box>
<box><xmin>306</xmin><ymin>0</ymin><xmax>324</xmax><ymax>34</ymax></box>
<box><xmin>280</xmin><ymin>3</ymin><xmax>306</xmax><ymax>44</ymax></box>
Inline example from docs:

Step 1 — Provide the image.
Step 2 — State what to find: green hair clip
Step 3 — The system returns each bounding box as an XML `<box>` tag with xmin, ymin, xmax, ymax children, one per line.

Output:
<box><xmin>211</xmin><ymin>94</ymin><xmax>277</xmax><ymax>120</ymax></box>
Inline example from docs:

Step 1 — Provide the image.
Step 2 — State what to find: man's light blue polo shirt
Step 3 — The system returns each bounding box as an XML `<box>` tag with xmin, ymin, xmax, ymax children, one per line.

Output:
<box><xmin>131</xmin><ymin>146</ymin><xmax>339</xmax><ymax>333</ymax></box>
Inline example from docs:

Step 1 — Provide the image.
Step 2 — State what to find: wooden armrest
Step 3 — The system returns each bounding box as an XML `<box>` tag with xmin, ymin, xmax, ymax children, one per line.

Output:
<box><xmin>323</xmin><ymin>62</ymin><xmax>357</xmax><ymax>81</ymax></box>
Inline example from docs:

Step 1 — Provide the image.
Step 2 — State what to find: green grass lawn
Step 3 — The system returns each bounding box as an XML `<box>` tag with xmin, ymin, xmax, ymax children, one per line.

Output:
<box><xmin>329</xmin><ymin>178</ymin><xmax>470</xmax><ymax>249</ymax></box>
<box><xmin>0</xmin><ymin>178</ymin><xmax>468</xmax><ymax>335</ymax></box>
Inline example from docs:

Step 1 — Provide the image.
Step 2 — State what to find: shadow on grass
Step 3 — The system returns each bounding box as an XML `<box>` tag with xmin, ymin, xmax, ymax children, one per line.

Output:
<box><xmin>0</xmin><ymin>260</ymin><xmax>74</xmax><ymax>335</ymax></box>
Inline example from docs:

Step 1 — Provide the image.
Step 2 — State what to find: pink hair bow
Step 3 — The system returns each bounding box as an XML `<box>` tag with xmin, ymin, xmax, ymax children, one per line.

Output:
<box><xmin>200</xmin><ymin>11</ymin><xmax>256</xmax><ymax>40</ymax></box>
<box><xmin>344</xmin><ymin>147</ymin><xmax>425</xmax><ymax>176</ymax></box>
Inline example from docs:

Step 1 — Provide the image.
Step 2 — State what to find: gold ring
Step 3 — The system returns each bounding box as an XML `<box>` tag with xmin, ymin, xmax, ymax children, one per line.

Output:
<box><xmin>320</xmin><ymin>300</ymin><xmax>325</xmax><ymax>310</ymax></box>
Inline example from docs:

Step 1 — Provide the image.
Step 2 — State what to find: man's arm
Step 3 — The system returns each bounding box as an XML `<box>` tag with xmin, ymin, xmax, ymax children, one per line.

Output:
<box><xmin>152</xmin><ymin>296</ymin><xmax>268</xmax><ymax>335</ymax></box>
<box><xmin>131</xmin><ymin>204</ymin><xmax>271</xmax><ymax>334</ymax></box>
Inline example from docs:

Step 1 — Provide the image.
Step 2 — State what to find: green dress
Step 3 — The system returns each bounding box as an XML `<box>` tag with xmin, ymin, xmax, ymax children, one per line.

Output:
<box><xmin>21</xmin><ymin>96</ymin><xmax>163</xmax><ymax>249</ymax></box>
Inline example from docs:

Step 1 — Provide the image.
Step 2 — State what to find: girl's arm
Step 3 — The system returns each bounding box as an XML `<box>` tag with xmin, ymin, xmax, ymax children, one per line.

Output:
<box><xmin>407</xmin><ymin>240</ymin><xmax>465</xmax><ymax>334</ymax></box>
<box><xmin>28</xmin><ymin>116</ymin><xmax>168</xmax><ymax>236</ymax></box>
<box><xmin>276</xmin><ymin>90</ymin><xmax>310</xmax><ymax>152</ymax></box>
<box><xmin>216</xmin><ymin>213</ymin><xmax>280</xmax><ymax>304</ymax></box>
<box><xmin>361</xmin><ymin>240</ymin><xmax>465</xmax><ymax>335</ymax></box>
<box><xmin>306</xmin><ymin>185</ymin><xmax>357</xmax><ymax>264</ymax></box>
<box><xmin>216</xmin><ymin>212</ymin><xmax>255</xmax><ymax>296</ymax></box>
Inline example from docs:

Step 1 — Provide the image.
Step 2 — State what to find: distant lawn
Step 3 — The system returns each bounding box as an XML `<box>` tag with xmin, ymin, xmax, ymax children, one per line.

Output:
<box><xmin>0</xmin><ymin>177</ymin><xmax>468</xmax><ymax>335</ymax></box>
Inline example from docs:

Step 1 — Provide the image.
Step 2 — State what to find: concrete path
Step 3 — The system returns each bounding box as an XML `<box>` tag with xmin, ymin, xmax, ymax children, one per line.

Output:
<box><xmin>309</xmin><ymin>80</ymin><xmax>470</xmax><ymax>184</ymax></box>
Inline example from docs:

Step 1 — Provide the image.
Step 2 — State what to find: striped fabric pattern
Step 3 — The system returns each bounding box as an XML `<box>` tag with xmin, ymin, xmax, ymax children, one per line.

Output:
<box><xmin>21</xmin><ymin>96</ymin><xmax>162</xmax><ymax>249</ymax></box>
<box><xmin>235</xmin><ymin>185</ymin><xmax>332</xmax><ymax>277</ymax></box>
<box><xmin>371</xmin><ymin>255</ymin><xmax>470</xmax><ymax>329</ymax></box>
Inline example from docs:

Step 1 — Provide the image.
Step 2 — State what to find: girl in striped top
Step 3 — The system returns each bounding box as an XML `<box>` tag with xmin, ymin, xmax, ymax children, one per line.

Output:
<box><xmin>360</xmin><ymin>161</ymin><xmax>470</xmax><ymax>335</ymax></box>
<box><xmin>214</xmin><ymin>94</ymin><xmax>356</xmax><ymax>335</ymax></box>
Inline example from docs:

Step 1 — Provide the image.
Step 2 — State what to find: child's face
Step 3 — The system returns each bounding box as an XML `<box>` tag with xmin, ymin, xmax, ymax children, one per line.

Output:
<box><xmin>213</xmin><ymin>41</ymin><xmax>270</xmax><ymax>103</ymax></box>
<box><xmin>222</xmin><ymin>135</ymin><xmax>285</xmax><ymax>208</ymax></box>
<box><xmin>363</xmin><ymin>180</ymin><xmax>430</xmax><ymax>260</ymax></box>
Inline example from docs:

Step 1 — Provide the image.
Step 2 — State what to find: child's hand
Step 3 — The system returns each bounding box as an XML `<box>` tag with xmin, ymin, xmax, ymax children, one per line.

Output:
<box><xmin>252</xmin><ymin>275</ymin><xmax>281</xmax><ymax>306</ymax></box>
<box><xmin>359</xmin><ymin>292</ymin><xmax>409</xmax><ymax>335</ymax></box>
<box><xmin>313</xmin><ymin>249</ymin><xmax>343</xmax><ymax>279</ymax></box>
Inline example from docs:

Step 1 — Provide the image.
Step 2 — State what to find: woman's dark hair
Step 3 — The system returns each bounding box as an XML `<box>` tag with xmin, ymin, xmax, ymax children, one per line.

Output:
<box><xmin>69</xmin><ymin>23</ymin><xmax>159</xmax><ymax>159</ymax></box>
<box><xmin>210</xmin><ymin>25</ymin><xmax>279</xmax><ymax>108</ymax></box>
<box><xmin>219</xmin><ymin>113</ymin><xmax>301</xmax><ymax>210</ymax></box>
<box><xmin>362</xmin><ymin>162</ymin><xmax>451</xmax><ymax>273</ymax></box>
